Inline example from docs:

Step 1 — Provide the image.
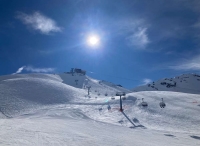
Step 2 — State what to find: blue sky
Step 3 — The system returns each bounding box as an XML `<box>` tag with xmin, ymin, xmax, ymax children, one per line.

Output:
<box><xmin>1</xmin><ymin>0</ymin><xmax>200</xmax><ymax>89</ymax></box>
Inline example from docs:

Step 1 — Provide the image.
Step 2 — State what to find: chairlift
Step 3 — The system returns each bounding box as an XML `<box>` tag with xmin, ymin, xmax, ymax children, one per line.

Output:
<box><xmin>111</xmin><ymin>97</ymin><xmax>115</xmax><ymax>100</ymax></box>
<box><xmin>141</xmin><ymin>98</ymin><xmax>148</xmax><ymax>107</ymax></box>
<box><xmin>116</xmin><ymin>92</ymin><xmax>126</xmax><ymax>96</ymax></box>
<box><xmin>160</xmin><ymin>98</ymin><xmax>166</xmax><ymax>108</ymax></box>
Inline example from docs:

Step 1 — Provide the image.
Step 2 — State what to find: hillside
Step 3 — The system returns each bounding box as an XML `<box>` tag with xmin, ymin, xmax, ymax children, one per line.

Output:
<box><xmin>132</xmin><ymin>74</ymin><xmax>200</xmax><ymax>94</ymax></box>
<box><xmin>0</xmin><ymin>73</ymin><xmax>86</xmax><ymax>117</ymax></box>
<box><xmin>0</xmin><ymin>73</ymin><xmax>199</xmax><ymax>145</ymax></box>
<box><xmin>59</xmin><ymin>72</ymin><xmax>130</xmax><ymax>93</ymax></box>
<box><xmin>0</xmin><ymin>73</ymin><xmax>130</xmax><ymax>117</ymax></box>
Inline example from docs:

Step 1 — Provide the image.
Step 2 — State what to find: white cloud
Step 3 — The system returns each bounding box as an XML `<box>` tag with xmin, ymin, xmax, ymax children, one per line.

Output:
<box><xmin>142</xmin><ymin>78</ymin><xmax>152</xmax><ymax>85</ymax></box>
<box><xmin>109</xmin><ymin>18</ymin><xmax>150</xmax><ymax>49</ymax></box>
<box><xmin>25</xmin><ymin>66</ymin><xmax>55</xmax><ymax>73</ymax></box>
<box><xmin>126</xmin><ymin>27</ymin><xmax>150</xmax><ymax>48</ymax></box>
<box><xmin>16</xmin><ymin>12</ymin><xmax>61</xmax><ymax>34</ymax></box>
<box><xmin>169</xmin><ymin>55</ymin><xmax>200</xmax><ymax>70</ymax></box>
<box><xmin>12</xmin><ymin>66</ymin><xmax>26</xmax><ymax>75</ymax></box>
<box><xmin>12</xmin><ymin>66</ymin><xmax>55</xmax><ymax>74</ymax></box>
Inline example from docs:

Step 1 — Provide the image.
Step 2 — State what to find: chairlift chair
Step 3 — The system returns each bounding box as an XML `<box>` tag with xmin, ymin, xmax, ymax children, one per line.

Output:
<box><xmin>160</xmin><ymin>98</ymin><xmax>166</xmax><ymax>108</ymax></box>
<box><xmin>141</xmin><ymin>98</ymin><xmax>148</xmax><ymax>107</ymax></box>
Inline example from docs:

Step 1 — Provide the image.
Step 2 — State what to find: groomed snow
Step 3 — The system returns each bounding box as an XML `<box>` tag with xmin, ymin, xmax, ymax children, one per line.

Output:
<box><xmin>0</xmin><ymin>73</ymin><xmax>199</xmax><ymax>145</ymax></box>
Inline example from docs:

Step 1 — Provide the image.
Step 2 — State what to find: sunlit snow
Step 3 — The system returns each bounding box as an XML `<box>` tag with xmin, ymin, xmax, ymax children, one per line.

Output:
<box><xmin>0</xmin><ymin>73</ymin><xmax>199</xmax><ymax>145</ymax></box>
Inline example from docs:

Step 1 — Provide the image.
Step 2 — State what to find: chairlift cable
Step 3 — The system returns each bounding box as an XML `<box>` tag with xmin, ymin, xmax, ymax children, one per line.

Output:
<box><xmin>88</xmin><ymin>72</ymin><xmax>140</xmax><ymax>82</ymax></box>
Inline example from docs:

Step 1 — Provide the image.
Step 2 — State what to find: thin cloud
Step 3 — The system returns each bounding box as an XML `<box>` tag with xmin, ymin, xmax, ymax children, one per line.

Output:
<box><xmin>25</xmin><ymin>66</ymin><xmax>55</xmax><ymax>73</ymax></box>
<box><xmin>115</xmin><ymin>19</ymin><xmax>150</xmax><ymax>49</ymax></box>
<box><xmin>169</xmin><ymin>55</ymin><xmax>200</xmax><ymax>71</ymax></box>
<box><xmin>16</xmin><ymin>11</ymin><xmax>61</xmax><ymax>34</ymax></box>
<box><xmin>12</xmin><ymin>66</ymin><xmax>26</xmax><ymax>75</ymax></box>
<box><xmin>12</xmin><ymin>66</ymin><xmax>55</xmax><ymax>74</ymax></box>
<box><xmin>126</xmin><ymin>27</ymin><xmax>150</xmax><ymax>49</ymax></box>
<box><xmin>116</xmin><ymin>19</ymin><xmax>145</xmax><ymax>35</ymax></box>
<box><xmin>142</xmin><ymin>78</ymin><xmax>152</xmax><ymax>85</ymax></box>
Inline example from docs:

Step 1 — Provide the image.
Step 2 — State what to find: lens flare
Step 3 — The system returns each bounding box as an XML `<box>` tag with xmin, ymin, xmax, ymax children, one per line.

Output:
<box><xmin>87</xmin><ymin>35</ymin><xmax>100</xmax><ymax>47</ymax></box>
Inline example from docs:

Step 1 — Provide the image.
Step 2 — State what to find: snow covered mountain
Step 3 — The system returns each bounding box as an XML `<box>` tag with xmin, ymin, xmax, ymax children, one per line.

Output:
<box><xmin>0</xmin><ymin>73</ymin><xmax>199</xmax><ymax>145</ymax></box>
<box><xmin>59</xmin><ymin>72</ymin><xmax>130</xmax><ymax>93</ymax></box>
<box><xmin>132</xmin><ymin>73</ymin><xmax>200</xmax><ymax>94</ymax></box>
<box><xmin>0</xmin><ymin>73</ymin><xmax>130</xmax><ymax>117</ymax></box>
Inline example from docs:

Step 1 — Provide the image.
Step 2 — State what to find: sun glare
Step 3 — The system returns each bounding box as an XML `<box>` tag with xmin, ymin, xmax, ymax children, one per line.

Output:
<box><xmin>87</xmin><ymin>35</ymin><xmax>100</xmax><ymax>47</ymax></box>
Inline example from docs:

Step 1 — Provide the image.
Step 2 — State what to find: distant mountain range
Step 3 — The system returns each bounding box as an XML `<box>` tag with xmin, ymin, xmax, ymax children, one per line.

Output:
<box><xmin>132</xmin><ymin>73</ymin><xmax>200</xmax><ymax>94</ymax></box>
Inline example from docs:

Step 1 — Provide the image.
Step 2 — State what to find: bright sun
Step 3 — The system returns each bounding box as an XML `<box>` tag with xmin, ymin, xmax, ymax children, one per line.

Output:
<box><xmin>87</xmin><ymin>35</ymin><xmax>100</xmax><ymax>47</ymax></box>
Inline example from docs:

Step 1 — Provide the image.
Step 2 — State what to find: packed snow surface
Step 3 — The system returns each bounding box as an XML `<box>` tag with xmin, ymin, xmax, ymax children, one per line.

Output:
<box><xmin>0</xmin><ymin>73</ymin><xmax>200</xmax><ymax>146</ymax></box>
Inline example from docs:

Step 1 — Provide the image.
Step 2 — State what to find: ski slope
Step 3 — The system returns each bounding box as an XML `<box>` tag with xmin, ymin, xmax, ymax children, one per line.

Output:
<box><xmin>84</xmin><ymin>76</ymin><xmax>131</xmax><ymax>96</ymax></box>
<box><xmin>0</xmin><ymin>73</ymin><xmax>199</xmax><ymax>145</ymax></box>
<box><xmin>0</xmin><ymin>108</ymin><xmax>199</xmax><ymax>146</ymax></box>
<box><xmin>82</xmin><ymin>91</ymin><xmax>200</xmax><ymax>133</ymax></box>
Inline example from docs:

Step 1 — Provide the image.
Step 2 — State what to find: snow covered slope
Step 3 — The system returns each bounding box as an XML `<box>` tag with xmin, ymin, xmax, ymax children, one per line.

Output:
<box><xmin>58</xmin><ymin>72</ymin><xmax>86</xmax><ymax>88</ymax></box>
<box><xmin>0</xmin><ymin>73</ymin><xmax>86</xmax><ymax>117</ymax></box>
<box><xmin>58</xmin><ymin>72</ymin><xmax>131</xmax><ymax>95</ymax></box>
<box><xmin>0</xmin><ymin>73</ymin><xmax>199</xmax><ymax>145</ymax></box>
<box><xmin>82</xmin><ymin>91</ymin><xmax>200</xmax><ymax>133</ymax></box>
<box><xmin>0</xmin><ymin>73</ymin><xmax>130</xmax><ymax>117</ymax></box>
<box><xmin>84</xmin><ymin>76</ymin><xmax>131</xmax><ymax>96</ymax></box>
<box><xmin>132</xmin><ymin>74</ymin><xmax>200</xmax><ymax>94</ymax></box>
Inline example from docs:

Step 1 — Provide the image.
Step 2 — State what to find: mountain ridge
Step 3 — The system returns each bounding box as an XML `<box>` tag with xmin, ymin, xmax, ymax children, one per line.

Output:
<box><xmin>132</xmin><ymin>73</ymin><xmax>200</xmax><ymax>94</ymax></box>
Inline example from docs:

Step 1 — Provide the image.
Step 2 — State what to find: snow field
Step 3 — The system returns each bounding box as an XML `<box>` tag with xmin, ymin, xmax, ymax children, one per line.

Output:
<box><xmin>0</xmin><ymin>73</ymin><xmax>199</xmax><ymax>145</ymax></box>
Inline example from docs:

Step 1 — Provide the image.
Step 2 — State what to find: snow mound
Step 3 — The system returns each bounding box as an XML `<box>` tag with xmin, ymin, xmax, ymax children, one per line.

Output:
<box><xmin>0</xmin><ymin>73</ymin><xmax>86</xmax><ymax>117</ymax></box>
